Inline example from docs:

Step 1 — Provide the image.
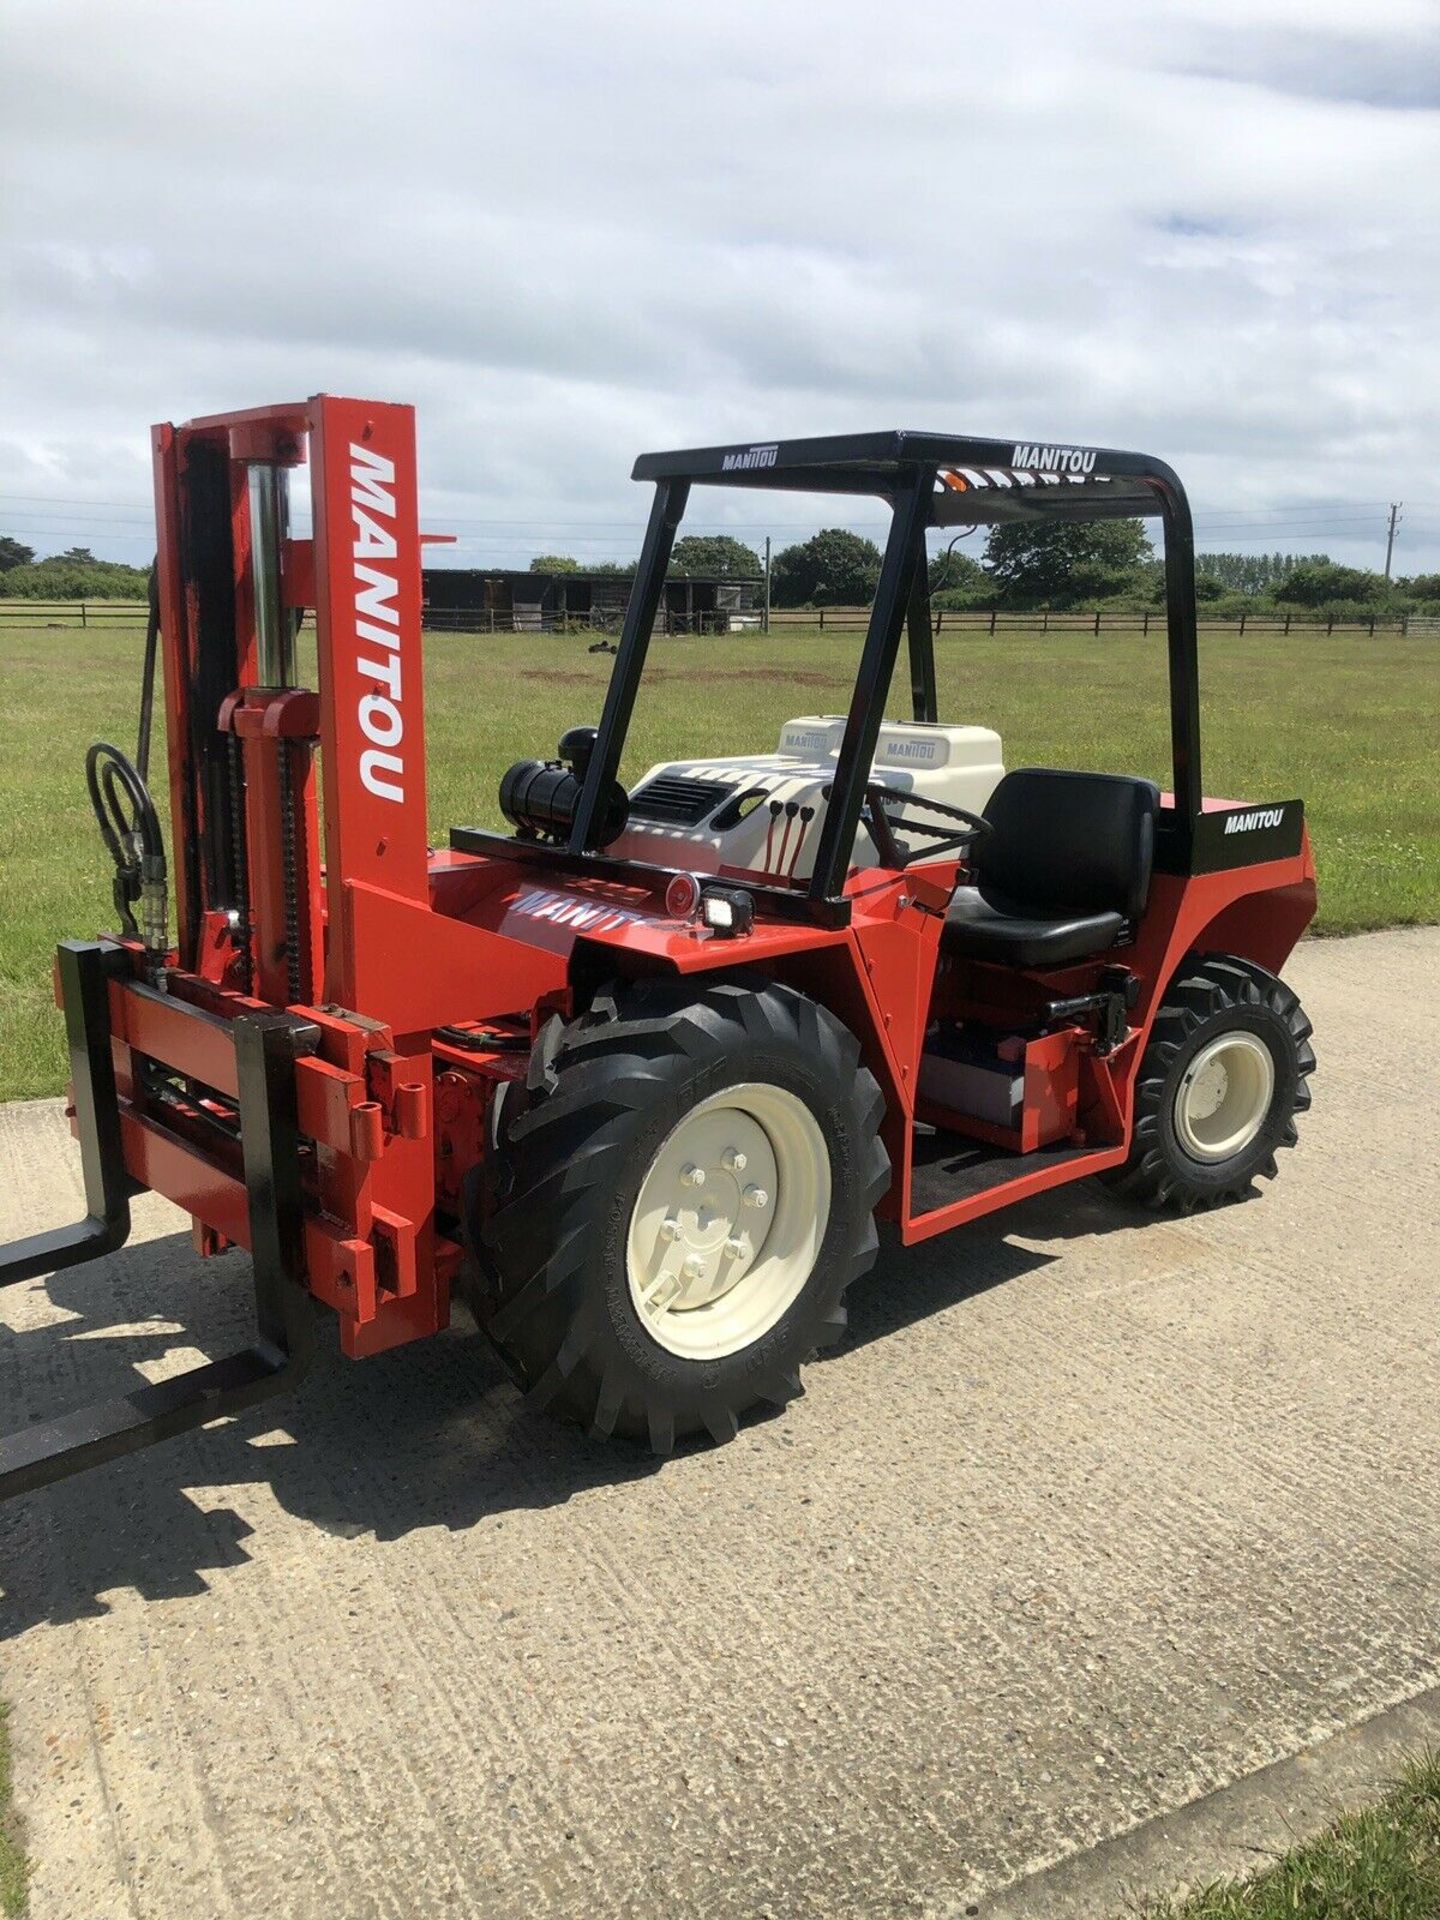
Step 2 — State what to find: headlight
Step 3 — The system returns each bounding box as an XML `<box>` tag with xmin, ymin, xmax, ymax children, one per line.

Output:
<box><xmin>700</xmin><ymin>887</ymin><xmax>754</xmax><ymax>937</ymax></box>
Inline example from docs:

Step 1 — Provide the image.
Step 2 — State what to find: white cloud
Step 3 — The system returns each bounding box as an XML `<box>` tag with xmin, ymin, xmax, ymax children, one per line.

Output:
<box><xmin>2</xmin><ymin>0</ymin><xmax>1437</xmax><ymax>571</ymax></box>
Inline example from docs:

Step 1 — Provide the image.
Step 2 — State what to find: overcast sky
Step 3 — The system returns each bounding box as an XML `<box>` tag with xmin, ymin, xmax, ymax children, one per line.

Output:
<box><xmin>3</xmin><ymin>0</ymin><xmax>1438</xmax><ymax>575</ymax></box>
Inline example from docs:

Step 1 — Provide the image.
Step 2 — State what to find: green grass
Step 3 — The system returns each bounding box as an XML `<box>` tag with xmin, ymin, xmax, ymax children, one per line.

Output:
<box><xmin>2</xmin><ymin>622</ymin><xmax>1437</xmax><ymax>1100</ymax></box>
<box><xmin>1131</xmin><ymin>1749</ymin><xmax>1440</xmax><ymax>1918</ymax></box>
<box><xmin>0</xmin><ymin>1706</ymin><xmax>27</xmax><ymax>1917</ymax></box>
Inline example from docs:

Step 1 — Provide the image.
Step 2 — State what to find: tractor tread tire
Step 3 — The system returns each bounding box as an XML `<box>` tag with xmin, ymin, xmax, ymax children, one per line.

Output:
<box><xmin>1103</xmin><ymin>952</ymin><xmax>1315</xmax><ymax>1214</ymax></box>
<box><xmin>473</xmin><ymin>975</ymin><xmax>889</xmax><ymax>1454</ymax></box>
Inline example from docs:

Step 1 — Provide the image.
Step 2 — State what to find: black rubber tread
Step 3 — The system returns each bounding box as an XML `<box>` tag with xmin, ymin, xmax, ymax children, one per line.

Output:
<box><xmin>1103</xmin><ymin>951</ymin><xmax>1315</xmax><ymax>1213</ymax></box>
<box><xmin>473</xmin><ymin>975</ymin><xmax>891</xmax><ymax>1453</ymax></box>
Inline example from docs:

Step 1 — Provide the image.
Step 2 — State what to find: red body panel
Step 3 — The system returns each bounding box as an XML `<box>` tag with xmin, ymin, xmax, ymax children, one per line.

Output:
<box><xmin>310</xmin><ymin>399</ymin><xmax>432</xmax><ymax>984</ymax></box>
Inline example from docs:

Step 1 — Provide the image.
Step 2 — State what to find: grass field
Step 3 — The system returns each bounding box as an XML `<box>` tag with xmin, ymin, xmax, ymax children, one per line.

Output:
<box><xmin>0</xmin><ymin>1705</ymin><xmax>26</xmax><ymax>1917</ymax></box>
<box><xmin>1</xmin><ymin>621</ymin><xmax>1437</xmax><ymax>1101</ymax></box>
<box><xmin>1131</xmin><ymin>1748</ymin><xmax>1440</xmax><ymax>1918</ymax></box>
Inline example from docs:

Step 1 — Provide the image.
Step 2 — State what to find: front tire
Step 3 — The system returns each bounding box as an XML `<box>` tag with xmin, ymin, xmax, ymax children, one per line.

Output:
<box><xmin>473</xmin><ymin>976</ymin><xmax>890</xmax><ymax>1453</ymax></box>
<box><xmin>1105</xmin><ymin>953</ymin><xmax>1315</xmax><ymax>1212</ymax></box>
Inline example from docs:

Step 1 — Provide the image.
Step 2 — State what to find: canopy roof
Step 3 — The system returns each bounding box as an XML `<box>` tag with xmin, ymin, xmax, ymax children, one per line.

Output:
<box><xmin>631</xmin><ymin>429</ymin><xmax>1184</xmax><ymax>526</ymax></box>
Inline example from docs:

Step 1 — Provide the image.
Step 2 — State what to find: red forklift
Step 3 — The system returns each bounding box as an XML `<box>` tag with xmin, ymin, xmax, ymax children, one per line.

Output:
<box><xmin>0</xmin><ymin>400</ymin><xmax>1316</xmax><ymax>1490</ymax></box>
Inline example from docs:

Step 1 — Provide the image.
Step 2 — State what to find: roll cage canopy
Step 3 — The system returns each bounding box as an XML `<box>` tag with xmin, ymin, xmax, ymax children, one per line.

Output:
<box><xmin>564</xmin><ymin>431</ymin><xmax>1202</xmax><ymax>905</ymax></box>
<box><xmin>631</xmin><ymin>429</ymin><xmax>1176</xmax><ymax>523</ymax></box>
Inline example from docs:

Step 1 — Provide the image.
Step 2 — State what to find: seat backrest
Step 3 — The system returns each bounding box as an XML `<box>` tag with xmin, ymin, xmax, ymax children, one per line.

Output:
<box><xmin>972</xmin><ymin>768</ymin><xmax>1160</xmax><ymax>922</ymax></box>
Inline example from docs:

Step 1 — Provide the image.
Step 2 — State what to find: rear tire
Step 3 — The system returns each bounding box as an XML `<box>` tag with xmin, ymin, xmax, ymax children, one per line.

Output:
<box><xmin>1104</xmin><ymin>953</ymin><xmax>1315</xmax><ymax>1213</ymax></box>
<box><xmin>472</xmin><ymin>976</ymin><xmax>890</xmax><ymax>1453</ymax></box>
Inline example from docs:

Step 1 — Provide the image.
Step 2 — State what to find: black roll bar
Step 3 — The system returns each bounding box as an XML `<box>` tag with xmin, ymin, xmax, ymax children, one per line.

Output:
<box><xmin>905</xmin><ymin>535</ymin><xmax>938</xmax><ymax>726</ymax></box>
<box><xmin>568</xmin><ymin>479</ymin><xmax>689</xmax><ymax>853</ymax></box>
<box><xmin>565</xmin><ymin>431</ymin><xmax>1205</xmax><ymax>891</ymax></box>
<box><xmin>807</xmin><ymin>469</ymin><xmax>934</xmax><ymax>900</ymax></box>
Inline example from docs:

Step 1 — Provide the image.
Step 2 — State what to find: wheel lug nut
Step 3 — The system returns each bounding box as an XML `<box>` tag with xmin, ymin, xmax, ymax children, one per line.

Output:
<box><xmin>660</xmin><ymin>1217</ymin><xmax>681</xmax><ymax>1242</ymax></box>
<box><xmin>721</xmin><ymin>1147</ymin><xmax>747</xmax><ymax>1173</ymax></box>
<box><xmin>743</xmin><ymin>1184</ymin><xmax>769</xmax><ymax>1210</ymax></box>
<box><xmin>682</xmin><ymin>1254</ymin><xmax>706</xmax><ymax>1281</ymax></box>
<box><xmin>724</xmin><ymin>1236</ymin><xmax>746</xmax><ymax>1258</ymax></box>
<box><xmin>680</xmin><ymin>1164</ymin><xmax>706</xmax><ymax>1188</ymax></box>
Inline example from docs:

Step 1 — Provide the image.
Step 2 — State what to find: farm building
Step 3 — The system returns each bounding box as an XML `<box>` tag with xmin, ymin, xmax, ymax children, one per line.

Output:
<box><xmin>422</xmin><ymin>566</ymin><xmax>761</xmax><ymax>633</ymax></box>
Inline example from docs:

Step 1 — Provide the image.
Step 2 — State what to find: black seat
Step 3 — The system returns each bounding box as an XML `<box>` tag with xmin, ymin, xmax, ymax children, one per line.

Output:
<box><xmin>941</xmin><ymin>768</ymin><xmax>1160</xmax><ymax>968</ymax></box>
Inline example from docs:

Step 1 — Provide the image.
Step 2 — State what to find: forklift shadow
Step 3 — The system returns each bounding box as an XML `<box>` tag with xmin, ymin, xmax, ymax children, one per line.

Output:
<box><xmin>0</xmin><ymin>1182</ymin><xmax>1154</xmax><ymax>1634</ymax></box>
<box><xmin>0</xmin><ymin>1230</ymin><xmax>663</xmax><ymax>1636</ymax></box>
<box><xmin>839</xmin><ymin>1177</ymin><xmax>1160</xmax><ymax>1354</ymax></box>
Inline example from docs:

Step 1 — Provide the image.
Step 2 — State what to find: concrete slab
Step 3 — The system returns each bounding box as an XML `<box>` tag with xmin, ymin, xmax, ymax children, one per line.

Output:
<box><xmin>980</xmin><ymin>1685</ymin><xmax>1440</xmax><ymax>1919</ymax></box>
<box><xmin>1</xmin><ymin>927</ymin><xmax>1436</xmax><ymax>1920</ymax></box>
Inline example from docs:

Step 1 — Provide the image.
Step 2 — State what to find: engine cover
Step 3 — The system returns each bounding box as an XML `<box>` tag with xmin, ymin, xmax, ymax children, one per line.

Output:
<box><xmin>611</xmin><ymin>715</ymin><xmax>1004</xmax><ymax>882</ymax></box>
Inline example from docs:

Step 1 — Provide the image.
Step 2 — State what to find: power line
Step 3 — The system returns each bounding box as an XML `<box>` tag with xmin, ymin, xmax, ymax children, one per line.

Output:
<box><xmin>1193</xmin><ymin>522</ymin><xmax>1394</xmax><ymax>535</ymax></box>
<box><xmin>0</xmin><ymin>490</ymin><xmax>1412</xmax><ymax>524</ymax></box>
<box><xmin>9</xmin><ymin>509</ymin><xmax>1431</xmax><ymax>539</ymax></box>
<box><xmin>5</xmin><ymin>489</ymin><xmax>1438</xmax><ymax>571</ymax></box>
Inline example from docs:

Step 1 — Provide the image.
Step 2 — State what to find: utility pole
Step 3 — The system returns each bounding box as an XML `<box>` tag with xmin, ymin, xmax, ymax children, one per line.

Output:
<box><xmin>763</xmin><ymin>535</ymin><xmax>771</xmax><ymax>634</ymax></box>
<box><xmin>1384</xmin><ymin>502</ymin><xmax>1403</xmax><ymax>581</ymax></box>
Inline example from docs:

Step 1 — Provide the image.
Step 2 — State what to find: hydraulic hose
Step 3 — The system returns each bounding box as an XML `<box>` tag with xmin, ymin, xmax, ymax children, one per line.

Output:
<box><xmin>85</xmin><ymin>740</ymin><xmax>168</xmax><ymax>960</ymax></box>
<box><xmin>136</xmin><ymin>559</ymin><xmax>161</xmax><ymax>784</ymax></box>
<box><xmin>928</xmin><ymin>529</ymin><xmax>978</xmax><ymax>597</ymax></box>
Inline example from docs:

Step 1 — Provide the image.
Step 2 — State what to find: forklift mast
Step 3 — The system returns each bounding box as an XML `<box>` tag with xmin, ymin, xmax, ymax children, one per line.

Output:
<box><xmin>0</xmin><ymin>400</ymin><xmax>457</xmax><ymax>1499</ymax></box>
<box><xmin>151</xmin><ymin>396</ymin><xmax>431</xmax><ymax>1007</ymax></box>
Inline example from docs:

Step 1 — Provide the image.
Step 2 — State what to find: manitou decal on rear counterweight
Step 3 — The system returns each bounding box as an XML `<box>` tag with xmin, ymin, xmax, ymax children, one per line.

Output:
<box><xmin>1224</xmin><ymin>807</ymin><xmax>1285</xmax><ymax>833</ymax></box>
<box><xmin>350</xmin><ymin>441</ymin><xmax>405</xmax><ymax>803</ymax></box>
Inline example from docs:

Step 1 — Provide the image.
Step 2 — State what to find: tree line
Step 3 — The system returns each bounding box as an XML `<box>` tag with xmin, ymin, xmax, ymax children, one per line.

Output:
<box><xmin>0</xmin><ymin>540</ymin><xmax>151</xmax><ymax>599</ymax></box>
<box><xmin>7</xmin><ymin>525</ymin><xmax>1439</xmax><ymax>619</ymax></box>
<box><xmin>524</xmin><ymin>524</ymin><xmax>1440</xmax><ymax>619</ymax></box>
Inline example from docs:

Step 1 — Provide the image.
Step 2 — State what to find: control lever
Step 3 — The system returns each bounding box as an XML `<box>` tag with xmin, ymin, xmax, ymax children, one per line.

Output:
<box><xmin>1044</xmin><ymin>966</ymin><xmax>1140</xmax><ymax>1056</ymax></box>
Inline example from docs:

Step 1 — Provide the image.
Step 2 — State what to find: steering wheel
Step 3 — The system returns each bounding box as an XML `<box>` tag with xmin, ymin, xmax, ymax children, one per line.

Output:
<box><xmin>862</xmin><ymin>781</ymin><xmax>991</xmax><ymax>867</ymax></box>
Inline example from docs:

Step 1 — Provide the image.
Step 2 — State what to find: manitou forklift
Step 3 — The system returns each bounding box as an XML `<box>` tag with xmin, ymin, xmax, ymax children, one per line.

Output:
<box><xmin>0</xmin><ymin>400</ymin><xmax>1316</xmax><ymax>1490</ymax></box>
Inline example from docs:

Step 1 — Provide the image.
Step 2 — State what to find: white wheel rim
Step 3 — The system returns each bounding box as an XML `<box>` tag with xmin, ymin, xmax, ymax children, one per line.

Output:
<box><xmin>627</xmin><ymin>1083</ymin><xmax>830</xmax><ymax>1360</ymax></box>
<box><xmin>1174</xmin><ymin>1032</ymin><xmax>1275</xmax><ymax>1163</ymax></box>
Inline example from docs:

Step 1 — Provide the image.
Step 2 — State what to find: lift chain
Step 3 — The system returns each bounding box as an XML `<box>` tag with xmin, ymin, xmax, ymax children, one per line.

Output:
<box><xmin>277</xmin><ymin>743</ymin><xmax>304</xmax><ymax>1006</ymax></box>
<box><xmin>226</xmin><ymin>731</ymin><xmax>254</xmax><ymax>993</ymax></box>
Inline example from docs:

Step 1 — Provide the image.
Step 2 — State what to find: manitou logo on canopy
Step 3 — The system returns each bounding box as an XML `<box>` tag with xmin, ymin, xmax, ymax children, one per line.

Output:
<box><xmin>721</xmin><ymin>444</ymin><xmax>779</xmax><ymax>471</ymax></box>
<box><xmin>1224</xmin><ymin>807</ymin><xmax>1286</xmax><ymax>834</ymax></box>
<box><xmin>349</xmin><ymin>441</ymin><xmax>405</xmax><ymax>803</ymax></box>
<box><xmin>1011</xmin><ymin>444</ymin><xmax>1098</xmax><ymax>475</ymax></box>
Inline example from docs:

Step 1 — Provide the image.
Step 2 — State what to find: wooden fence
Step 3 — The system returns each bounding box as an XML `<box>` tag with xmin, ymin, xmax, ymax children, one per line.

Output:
<box><xmin>1</xmin><ymin>599</ymin><xmax>1428</xmax><ymax>639</ymax></box>
<box><xmin>0</xmin><ymin>601</ymin><xmax>732</xmax><ymax>637</ymax></box>
<box><xmin>0</xmin><ymin>600</ymin><xmax>150</xmax><ymax>628</ymax></box>
<box><xmin>768</xmin><ymin>607</ymin><xmax>1420</xmax><ymax>638</ymax></box>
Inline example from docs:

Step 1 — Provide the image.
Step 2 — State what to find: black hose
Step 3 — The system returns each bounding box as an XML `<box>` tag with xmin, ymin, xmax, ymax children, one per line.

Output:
<box><xmin>86</xmin><ymin>741</ymin><xmax>166</xmax><ymax>949</ymax></box>
<box><xmin>434</xmin><ymin>1025</ymin><xmax>530</xmax><ymax>1053</ymax></box>
<box><xmin>136</xmin><ymin>559</ymin><xmax>161</xmax><ymax>783</ymax></box>
<box><xmin>87</xmin><ymin>743</ymin><xmax>163</xmax><ymax>862</ymax></box>
<box><xmin>928</xmin><ymin>529</ymin><xmax>978</xmax><ymax>598</ymax></box>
